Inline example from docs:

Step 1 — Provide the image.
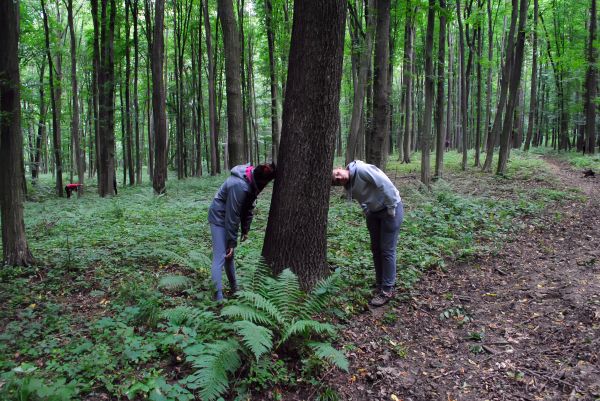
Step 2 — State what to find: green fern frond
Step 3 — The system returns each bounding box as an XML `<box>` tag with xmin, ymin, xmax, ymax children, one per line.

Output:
<box><xmin>238</xmin><ymin>260</ymin><xmax>271</xmax><ymax>293</ymax></box>
<box><xmin>184</xmin><ymin>339</ymin><xmax>241</xmax><ymax>401</ymax></box>
<box><xmin>267</xmin><ymin>269</ymin><xmax>304</xmax><ymax>322</ymax></box>
<box><xmin>187</xmin><ymin>250</ymin><xmax>212</xmax><ymax>270</ymax></box>
<box><xmin>232</xmin><ymin>320</ymin><xmax>273</xmax><ymax>361</ymax></box>
<box><xmin>281</xmin><ymin>320</ymin><xmax>337</xmax><ymax>343</ymax></box>
<box><xmin>158</xmin><ymin>275</ymin><xmax>192</xmax><ymax>291</ymax></box>
<box><xmin>304</xmin><ymin>270</ymin><xmax>341</xmax><ymax>316</ymax></box>
<box><xmin>221</xmin><ymin>304</ymin><xmax>275</xmax><ymax>326</ymax></box>
<box><xmin>308</xmin><ymin>342</ymin><xmax>349</xmax><ymax>372</ymax></box>
<box><xmin>236</xmin><ymin>291</ymin><xmax>285</xmax><ymax>326</ymax></box>
<box><xmin>161</xmin><ymin>306</ymin><xmax>218</xmax><ymax>330</ymax></box>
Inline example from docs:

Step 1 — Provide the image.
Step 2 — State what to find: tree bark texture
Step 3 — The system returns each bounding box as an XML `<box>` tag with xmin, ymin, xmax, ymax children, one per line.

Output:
<box><xmin>262</xmin><ymin>0</ymin><xmax>347</xmax><ymax>290</ymax></box>
<box><xmin>152</xmin><ymin>0</ymin><xmax>167</xmax><ymax>194</ymax></box>
<box><xmin>0</xmin><ymin>0</ymin><xmax>34</xmax><ymax>266</ymax></box>
<box><xmin>584</xmin><ymin>0</ymin><xmax>597</xmax><ymax>154</ymax></box>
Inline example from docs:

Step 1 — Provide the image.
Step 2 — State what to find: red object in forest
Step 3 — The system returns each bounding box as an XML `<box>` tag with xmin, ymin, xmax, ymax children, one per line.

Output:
<box><xmin>65</xmin><ymin>183</ymin><xmax>83</xmax><ymax>198</ymax></box>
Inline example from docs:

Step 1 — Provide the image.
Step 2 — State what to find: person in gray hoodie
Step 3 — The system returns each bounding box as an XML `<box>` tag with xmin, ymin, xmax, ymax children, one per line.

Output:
<box><xmin>208</xmin><ymin>163</ymin><xmax>276</xmax><ymax>301</ymax></box>
<box><xmin>332</xmin><ymin>160</ymin><xmax>403</xmax><ymax>306</ymax></box>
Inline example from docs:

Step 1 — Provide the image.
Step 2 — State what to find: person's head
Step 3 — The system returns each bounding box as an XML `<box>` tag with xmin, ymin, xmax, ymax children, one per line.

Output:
<box><xmin>331</xmin><ymin>167</ymin><xmax>350</xmax><ymax>186</ymax></box>
<box><xmin>253</xmin><ymin>163</ymin><xmax>276</xmax><ymax>192</ymax></box>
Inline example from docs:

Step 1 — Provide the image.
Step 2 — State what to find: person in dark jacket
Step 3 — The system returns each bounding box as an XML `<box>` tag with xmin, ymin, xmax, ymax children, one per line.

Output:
<box><xmin>208</xmin><ymin>163</ymin><xmax>276</xmax><ymax>301</ymax></box>
<box><xmin>332</xmin><ymin>160</ymin><xmax>403</xmax><ymax>306</ymax></box>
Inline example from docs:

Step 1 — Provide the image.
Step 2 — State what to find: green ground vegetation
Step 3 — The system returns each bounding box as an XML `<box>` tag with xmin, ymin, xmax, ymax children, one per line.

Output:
<box><xmin>0</xmin><ymin>150</ymin><xmax>587</xmax><ymax>400</ymax></box>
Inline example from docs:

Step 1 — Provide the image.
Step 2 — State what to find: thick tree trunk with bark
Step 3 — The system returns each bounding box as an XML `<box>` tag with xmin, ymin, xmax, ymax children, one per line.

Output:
<box><xmin>262</xmin><ymin>0</ymin><xmax>346</xmax><ymax>290</ymax></box>
<box><xmin>218</xmin><ymin>0</ymin><xmax>244</xmax><ymax>166</ymax></box>
<box><xmin>421</xmin><ymin>0</ymin><xmax>435</xmax><ymax>186</ymax></box>
<box><xmin>152</xmin><ymin>0</ymin><xmax>167</xmax><ymax>194</ymax></box>
<box><xmin>0</xmin><ymin>0</ymin><xmax>34</xmax><ymax>266</ymax></box>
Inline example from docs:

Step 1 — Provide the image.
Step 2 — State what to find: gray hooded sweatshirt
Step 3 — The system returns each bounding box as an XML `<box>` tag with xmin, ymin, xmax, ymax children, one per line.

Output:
<box><xmin>208</xmin><ymin>164</ymin><xmax>258</xmax><ymax>248</ymax></box>
<box><xmin>345</xmin><ymin>160</ymin><xmax>401</xmax><ymax>213</ymax></box>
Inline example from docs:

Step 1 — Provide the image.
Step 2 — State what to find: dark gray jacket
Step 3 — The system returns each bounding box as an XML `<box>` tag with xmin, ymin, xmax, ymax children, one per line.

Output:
<box><xmin>345</xmin><ymin>160</ymin><xmax>401</xmax><ymax>213</ymax></box>
<box><xmin>208</xmin><ymin>164</ymin><xmax>258</xmax><ymax>248</ymax></box>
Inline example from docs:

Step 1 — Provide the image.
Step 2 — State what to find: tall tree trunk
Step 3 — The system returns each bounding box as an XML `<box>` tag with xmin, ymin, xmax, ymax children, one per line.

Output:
<box><xmin>98</xmin><ymin>0</ymin><xmax>117</xmax><ymax>197</ymax></box>
<box><xmin>262</xmin><ymin>0</ymin><xmax>347</xmax><ymax>289</ymax></box>
<box><xmin>131</xmin><ymin>0</ymin><xmax>141</xmax><ymax>183</ymax></box>
<box><xmin>218</xmin><ymin>0</ymin><xmax>244</xmax><ymax>166</ymax></box>
<box><xmin>434</xmin><ymin>0</ymin><xmax>447</xmax><ymax>178</ymax></box>
<box><xmin>402</xmin><ymin>3</ymin><xmax>414</xmax><ymax>163</ymax></box>
<box><xmin>204</xmin><ymin>0</ymin><xmax>219</xmax><ymax>175</ymax></box>
<box><xmin>144</xmin><ymin>0</ymin><xmax>154</xmax><ymax>180</ymax></box>
<box><xmin>366</xmin><ymin>0</ymin><xmax>391</xmax><ymax>168</ymax></box>
<box><xmin>125</xmin><ymin>0</ymin><xmax>134</xmax><ymax>185</ymax></box>
<box><xmin>152</xmin><ymin>0</ymin><xmax>167</xmax><ymax>194</ymax></box>
<box><xmin>497</xmin><ymin>0</ymin><xmax>528</xmax><ymax>174</ymax></box>
<box><xmin>0</xmin><ymin>0</ymin><xmax>34</xmax><ymax>266</ymax></box>
<box><xmin>474</xmin><ymin>18</ymin><xmax>483</xmax><ymax>166</ymax></box>
<box><xmin>265</xmin><ymin>0</ymin><xmax>281</xmax><ymax>163</ymax></box>
<box><xmin>482</xmin><ymin>0</ymin><xmax>518</xmax><ymax>172</ymax></box>
<box><xmin>41</xmin><ymin>0</ymin><xmax>64</xmax><ymax>197</ymax></box>
<box><xmin>484</xmin><ymin>0</ymin><xmax>494</xmax><ymax>155</ymax></box>
<box><xmin>421</xmin><ymin>0</ymin><xmax>435</xmax><ymax>186</ymax></box>
<box><xmin>524</xmin><ymin>0</ymin><xmax>538</xmax><ymax>151</ymax></box>
<box><xmin>584</xmin><ymin>0</ymin><xmax>597</xmax><ymax>154</ymax></box>
<box><xmin>67</xmin><ymin>0</ymin><xmax>84</xmax><ymax>194</ymax></box>
<box><xmin>33</xmin><ymin>63</ymin><xmax>47</xmax><ymax>182</ymax></box>
<box><xmin>456</xmin><ymin>0</ymin><xmax>469</xmax><ymax>170</ymax></box>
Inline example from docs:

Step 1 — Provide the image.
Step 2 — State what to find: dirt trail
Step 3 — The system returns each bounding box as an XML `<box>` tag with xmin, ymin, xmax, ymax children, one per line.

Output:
<box><xmin>328</xmin><ymin>158</ymin><xmax>600</xmax><ymax>401</ymax></box>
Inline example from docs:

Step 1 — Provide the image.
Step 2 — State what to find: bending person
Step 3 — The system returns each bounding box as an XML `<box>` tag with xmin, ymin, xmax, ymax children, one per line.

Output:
<box><xmin>208</xmin><ymin>163</ymin><xmax>276</xmax><ymax>301</ymax></box>
<box><xmin>332</xmin><ymin>160</ymin><xmax>403</xmax><ymax>306</ymax></box>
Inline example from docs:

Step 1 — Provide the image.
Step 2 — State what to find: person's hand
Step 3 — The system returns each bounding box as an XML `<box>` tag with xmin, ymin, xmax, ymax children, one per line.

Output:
<box><xmin>225</xmin><ymin>247</ymin><xmax>234</xmax><ymax>260</ymax></box>
<box><xmin>387</xmin><ymin>208</ymin><xmax>396</xmax><ymax>218</ymax></box>
<box><xmin>241</xmin><ymin>233</ymin><xmax>248</xmax><ymax>242</ymax></box>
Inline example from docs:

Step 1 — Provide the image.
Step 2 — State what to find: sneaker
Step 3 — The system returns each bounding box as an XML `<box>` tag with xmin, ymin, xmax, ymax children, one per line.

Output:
<box><xmin>370</xmin><ymin>289</ymin><xmax>394</xmax><ymax>307</ymax></box>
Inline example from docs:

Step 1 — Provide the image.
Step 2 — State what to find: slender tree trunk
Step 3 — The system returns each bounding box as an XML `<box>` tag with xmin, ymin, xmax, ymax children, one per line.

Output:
<box><xmin>204</xmin><ymin>0</ymin><xmax>219</xmax><ymax>175</ymax></box>
<box><xmin>218</xmin><ymin>0</ymin><xmax>244</xmax><ymax>166</ymax></box>
<box><xmin>524</xmin><ymin>0</ymin><xmax>538</xmax><ymax>151</ymax></box>
<box><xmin>67</xmin><ymin>0</ymin><xmax>84</xmax><ymax>194</ymax></box>
<box><xmin>456</xmin><ymin>0</ymin><xmax>469</xmax><ymax>170</ymax></box>
<box><xmin>483</xmin><ymin>0</ymin><xmax>518</xmax><ymax>172</ymax></box>
<box><xmin>402</xmin><ymin>4</ymin><xmax>414</xmax><ymax>163</ymax></box>
<box><xmin>474</xmin><ymin>19</ymin><xmax>483</xmax><ymax>166</ymax></box>
<box><xmin>265</xmin><ymin>0</ymin><xmax>281</xmax><ymax>163</ymax></box>
<box><xmin>41</xmin><ymin>0</ymin><xmax>64</xmax><ymax>197</ymax></box>
<box><xmin>262</xmin><ymin>0</ymin><xmax>347</xmax><ymax>289</ymax></box>
<box><xmin>584</xmin><ymin>0</ymin><xmax>597</xmax><ymax>154</ymax></box>
<box><xmin>0</xmin><ymin>0</ymin><xmax>34</xmax><ymax>266</ymax></box>
<box><xmin>497</xmin><ymin>0</ymin><xmax>529</xmax><ymax>174</ymax></box>
<box><xmin>33</xmin><ymin>63</ymin><xmax>47</xmax><ymax>182</ymax></box>
<box><xmin>484</xmin><ymin>0</ymin><xmax>493</xmax><ymax>154</ymax></box>
<box><xmin>144</xmin><ymin>0</ymin><xmax>154</xmax><ymax>180</ymax></box>
<box><xmin>434</xmin><ymin>0</ymin><xmax>447</xmax><ymax>178</ymax></box>
<box><xmin>152</xmin><ymin>0</ymin><xmax>167</xmax><ymax>194</ymax></box>
<box><xmin>125</xmin><ymin>0</ymin><xmax>134</xmax><ymax>185</ymax></box>
<box><xmin>421</xmin><ymin>0</ymin><xmax>435</xmax><ymax>186</ymax></box>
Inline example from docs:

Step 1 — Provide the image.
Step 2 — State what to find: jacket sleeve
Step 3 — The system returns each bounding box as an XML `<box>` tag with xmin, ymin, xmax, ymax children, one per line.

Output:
<box><xmin>224</xmin><ymin>183</ymin><xmax>248</xmax><ymax>248</ymax></box>
<box><xmin>240</xmin><ymin>198</ymin><xmax>257</xmax><ymax>235</ymax></box>
<box><xmin>359</xmin><ymin>165</ymin><xmax>399</xmax><ymax>209</ymax></box>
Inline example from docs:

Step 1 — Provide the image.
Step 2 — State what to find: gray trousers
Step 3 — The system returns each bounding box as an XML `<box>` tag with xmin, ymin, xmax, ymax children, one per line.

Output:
<box><xmin>210</xmin><ymin>224</ymin><xmax>237</xmax><ymax>300</ymax></box>
<box><xmin>366</xmin><ymin>202</ymin><xmax>404</xmax><ymax>291</ymax></box>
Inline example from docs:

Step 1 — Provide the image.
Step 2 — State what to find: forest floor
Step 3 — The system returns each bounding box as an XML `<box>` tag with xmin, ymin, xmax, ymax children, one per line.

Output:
<box><xmin>323</xmin><ymin>158</ymin><xmax>600</xmax><ymax>401</ymax></box>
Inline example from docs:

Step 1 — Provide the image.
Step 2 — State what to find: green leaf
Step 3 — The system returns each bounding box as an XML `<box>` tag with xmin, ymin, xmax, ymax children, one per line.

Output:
<box><xmin>308</xmin><ymin>342</ymin><xmax>349</xmax><ymax>372</ymax></box>
<box><xmin>232</xmin><ymin>320</ymin><xmax>273</xmax><ymax>361</ymax></box>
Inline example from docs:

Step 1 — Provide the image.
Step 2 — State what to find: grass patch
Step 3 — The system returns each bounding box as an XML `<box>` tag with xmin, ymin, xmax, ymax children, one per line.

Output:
<box><xmin>1</xmin><ymin>150</ymin><xmax>582</xmax><ymax>399</ymax></box>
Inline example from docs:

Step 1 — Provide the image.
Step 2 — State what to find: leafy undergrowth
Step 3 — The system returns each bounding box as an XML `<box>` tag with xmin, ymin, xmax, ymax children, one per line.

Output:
<box><xmin>531</xmin><ymin>146</ymin><xmax>600</xmax><ymax>171</ymax></box>
<box><xmin>0</xmin><ymin>151</ymin><xmax>584</xmax><ymax>400</ymax></box>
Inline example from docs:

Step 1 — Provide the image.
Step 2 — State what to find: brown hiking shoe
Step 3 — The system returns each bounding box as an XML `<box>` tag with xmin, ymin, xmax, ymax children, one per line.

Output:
<box><xmin>370</xmin><ymin>289</ymin><xmax>394</xmax><ymax>307</ymax></box>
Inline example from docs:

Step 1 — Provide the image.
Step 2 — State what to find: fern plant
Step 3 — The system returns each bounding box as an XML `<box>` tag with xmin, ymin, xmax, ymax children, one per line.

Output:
<box><xmin>163</xmin><ymin>263</ymin><xmax>347</xmax><ymax>401</ymax></box>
